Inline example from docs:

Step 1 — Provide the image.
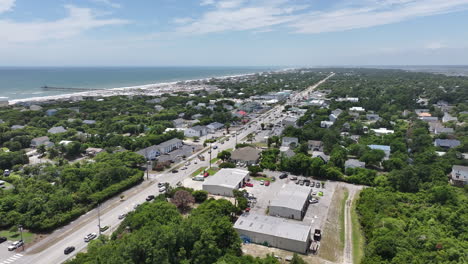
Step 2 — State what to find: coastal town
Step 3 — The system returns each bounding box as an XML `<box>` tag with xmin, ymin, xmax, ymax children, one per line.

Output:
<box><xmin>0</xmin><ymin>68</ymin><xmax>467</xmax><ymax>264</ymax></box>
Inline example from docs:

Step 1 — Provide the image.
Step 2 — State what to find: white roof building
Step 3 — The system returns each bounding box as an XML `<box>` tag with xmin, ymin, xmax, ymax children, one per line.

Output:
<box><xmin>202</xmin><ymin>168</ymin><xmax>250</xmax><ymax>197</ymax></box>
<box><xmin>371</xmin><ymin>128</ymin><xmax>394</xmax><ymax>135</ymax></box>
<box><xmin>269</xmin><ymin>184</ymin><xmax>311</xmax><ymax>220</ymax></box>
<box><xmin>234</xmin><ymin>213</ymin><xmax>311</xmax><ymax>253</ymax></box>
<box><xmin>349</xmin><ymin>106</ymin><xmax>365</xmax><ymax>112</ymax></box>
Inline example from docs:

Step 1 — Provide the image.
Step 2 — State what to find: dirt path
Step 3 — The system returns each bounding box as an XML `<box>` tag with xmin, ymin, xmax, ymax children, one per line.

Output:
<box><xmin>343</xmin><ymin>188</ymin><xmax>357</xmax><ymax>264</ymax></box>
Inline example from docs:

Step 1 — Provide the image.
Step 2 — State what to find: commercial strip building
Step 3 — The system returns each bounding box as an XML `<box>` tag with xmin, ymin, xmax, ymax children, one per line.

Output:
<box><xmin>234</xmin><ymin>213</ymin><xmax>312</xmax><ymax>253</ymax></box>
<box><xmin>202</xmin><ymin>168</ymin><xmax>250</xmax><ymax>197</ymax></box>
<box><xmin>269</xmin><ymin>184</ymin><xmax>311</xmax><ymax>220</ymax></box>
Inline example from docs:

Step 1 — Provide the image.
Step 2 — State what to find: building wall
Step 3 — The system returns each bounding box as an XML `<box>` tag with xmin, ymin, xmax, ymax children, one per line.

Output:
<box><xmin>236</xmin><ymin>229</ymin><xmax>310</xmax><ymax>253</ymax></box>
<box><xmin>269</xmin><ymin>206</ymin><xmax>303</xmax><ymax>220</ymax></box>
<box><xmin>203</xmin><ymin>184</ymin><xmax>236</xmax><ymax>197</ymax></box>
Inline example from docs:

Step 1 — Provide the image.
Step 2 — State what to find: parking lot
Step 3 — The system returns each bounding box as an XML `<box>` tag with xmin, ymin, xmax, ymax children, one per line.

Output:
<box><xmin>0</xmin><ymin>240</ymin><xmax>25</xmax><ymax>264</ymax></box>
<box><xmin>239</xmin><ymin>171</ymin><xmax>339</xmax><ymax>239</ymax></box>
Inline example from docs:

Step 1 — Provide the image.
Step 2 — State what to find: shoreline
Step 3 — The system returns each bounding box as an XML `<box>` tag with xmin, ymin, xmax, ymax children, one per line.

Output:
<box><xmin>8</xmin><ymin>69</ymin><xmax>289</xmax><ymax>105</ymax></box>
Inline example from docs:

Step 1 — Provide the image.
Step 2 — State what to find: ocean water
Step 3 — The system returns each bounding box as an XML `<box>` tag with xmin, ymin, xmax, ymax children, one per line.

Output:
<box><xmin>0</xmin><ymin>67</ymin><xmax>277</xmax><ymax>100</ymax></box>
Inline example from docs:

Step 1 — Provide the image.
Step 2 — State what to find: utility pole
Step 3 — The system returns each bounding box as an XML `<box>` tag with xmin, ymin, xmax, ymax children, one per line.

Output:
<box><xmin>97</xmin><ymin>203</ymin><xmax>101</xmax><ymax>236</ymax></box>
<box><xmin>146</xmin><ymin>160</ymin><xmax>150</xmax><ymax>180</ymax></box>
<box><xmin>18</xmin><ymin>225</ymin><xmax>24</xmax><ymax>251</ymax></box>
<box><xmin>209</xmin><ymin>143</ymin><xmax>212</xmax><ymax>169</ymax></box>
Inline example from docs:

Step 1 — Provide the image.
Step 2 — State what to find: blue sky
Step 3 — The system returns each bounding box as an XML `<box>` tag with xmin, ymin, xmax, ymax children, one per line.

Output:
<box><xmin>1</xmin><ymin>0</ymin><xmax>468</xmax><ymax>66</ymax></box>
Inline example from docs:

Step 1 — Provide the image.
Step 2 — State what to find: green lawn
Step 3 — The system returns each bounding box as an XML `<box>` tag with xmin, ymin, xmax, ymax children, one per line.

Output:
<box><xmin>252</xmin><ymin>176</ymin><xmax>271</xmax><ymax>181</ymax></box>
<box><xmin>340</xmin><ymin>190</ymin><xmax>349</xmax><ymax>250</ymax></box>
<box><xmin>225</xmin><ymin>148</ymin><xmax>233</xmax><ymax>152</ymax></box>
<box><xmin>191</xmin><ymin>167</ymin><xmax>207</xmax><ymax>177</ymax></box>
<box><xmin>0</xmin><ymin>230</ymin><xmax>35</xmax><ymax>243</ymax></box>
<box><xmin>207</xmin><ymin>167</ymin><xmax>220</xmax><ymax>175</ymax></box>
<box><xmin>351</xmin><ymin>191</ymin><xmax>365</xmax><ymax>264</ymax></box>
<box><xmin>210</xmin><ymin>158</ymin><xmax>220</xmax><ymax>164</ymax></box>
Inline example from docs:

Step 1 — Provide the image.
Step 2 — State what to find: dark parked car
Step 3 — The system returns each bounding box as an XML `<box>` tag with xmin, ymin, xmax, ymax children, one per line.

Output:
<box><xmin>314</xmin><ymin>229</ymin><xmax>322</xmax><ymax>241</ymax></box>
<box><xmin>279</xmin><ymin>173</ymin><xmax>288</xmax><ymax>179</ymax></box>
<box><xmin>172</xmin><ymin>169</ymin><xmax>178</xmax><ymax>173</ymax></box>
<box><xmin>146</xmin><ymin>195</ymin><xmax>155</xmax><ymax>201</ymax></box>
<box><xmin>305</xmin><ymin>181</ymin><xmax>310</xmax><ymax>186</ymax></box>
<box><xmin>64</xmin><ymin>246</ymin><xmax>75</xmax><ymax>255</ymax></box>
<box><xmin>311</xmin><ymin>182</ymin><xmax>315</xmax><ymax>187</ymax></box>
<box><xmin>0</xmin><ymin>237</ymin><xmax>7</xmax><ymax>243</ymax></box>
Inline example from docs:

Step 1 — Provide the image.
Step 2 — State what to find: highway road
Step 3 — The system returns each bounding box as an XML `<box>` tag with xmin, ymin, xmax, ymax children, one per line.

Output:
<box><xmin>3</xmin><ymin>73</ymin><xmax>333</xmax><ymax>264</ymax></box>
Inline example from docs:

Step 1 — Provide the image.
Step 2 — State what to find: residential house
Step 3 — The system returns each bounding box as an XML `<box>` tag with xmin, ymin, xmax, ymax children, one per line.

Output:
<box><xmin>48</xmin><ymin>126</ymin><xmax>67</xmax><ymax>134</ymax></box>
<box><xmin>280</xmin><ymin>147</ymin><xmax>296</xmax><ymax>158</ymax></box>
<box><xmin>434</xmin><ymin>127</ymin><xmax>454</xmax><ymax>135</ymax></box>
<box><xmin>366</xmin><ymin>114</ymin><xmax>380</xmax><ymax>121</ymax></box>
<box><xmin>308</xmin><ymin>140</ymin><xmax>323</xmax><ymax>151</ymax></box>
<box><xmin>230</xmin><ymin>147</ymin><xmax>261</xmax><ymax>165</ymax></box>
<box><xmin>371</xmin><ymin>128</ymin><xmax>394</xmax><ymax>135</ymax></box>
<box><xmin>419</xmin><ymin>116</ymin><xmax>439</xmax><ymax>122</ymax></box>
<box><xmin>451</xmin><ymin>165</ymin><xmax>468</xmax><ymax>186</ymax></box>
<box><xmin>309</xmin><ymin>99</ymin><xmax>325</xmax><ymax>107</ymax></box>
<box><xmin>11</xmin><ymin>125</ymin><xmax>25</xmax><ymax>130</ymax></box>
<box><xmin>415</xmin><ymin>109</ymin><xmax>431</xmax><ymax>116</ymax></box>
<box><xmin>136</xmin><ymin>138</ymin><xmax>184</xmax><ymax>160</ymax></box>
<box><xmin>345</xmin><ymin>159</ymin><xmax>366</xmax><ymax>169</ymax></box>
<box><xmin>282</xmin><ymin>116</ymin><xmax>298</xmax><ymax>127</ymax></box>
<box><xmin>191</xmin><ymin>114</ymin><xmax>203</xmax><ymax>120</ymax></box>
<box><xmin>428</xmin><ymin>122</ymin><xmax>444</xmax><ymax>133</ymax></box>
<box><xmin>434</xmin><ymin>139</ymin><xmax>461</xmax><ymax>149</ymax></box>
<box><xmin>172</xmin><ymin>118</ymin><xmax>186</xmax><ymax>128</ymax></box>
<box><xmin>83</xmin><ymin>120</ymin><xmax>96</xmax><ymax>125</ymax></box>
<box><xmin>336</xmin><ymin>97</ymin><xmax>359</xmax><ymax>102</ymax></box>
<box><xmin>342</xmin><ymin>122</ymin><xmax>351</xmax><ymax>131</ymax></box>
<box><xmin>282</xmin><ymin>137</ymin><xmax>299</xmax><ymax>148</ymax></box>
<box><xmin>29</xmin><ymin>105</ymin><xmax>42</xmax><ymax>111</ymax></box>
<box><xmin>312</xmin><ymin>151</ymin><xmax>329</xmax><ymax>163</ymax></box>
<box><xmin>329</xmin><ymin>114</ymin><xmax>338</xmax><ymax>122</ymax></box>
<box><xmin>154</xmin><ymin>105</ymin><xmax>164</xmax><ymax>111</ymax></box>
<box><xmin>331</xmin><ymin>108</ymin><xmax>343</xmax><ymax>117</ymax></box>
<box><xmin>86</xmin><ymin>147</ymin><xmax>104</xmax><ymax>156</ymax></box>
<box><xmin>206</xmin><ymin>122</ymin><xmax>224</xmax><ymax>133</ymax></box>
<box><xmin>320</xmin><ymin>121</ymin><xmax>334</xmax><ymax>128</ymax></box>
<box><xmin>442</xmin><ymin>113</ymin><xmax>458</xmax><ymax>123</ymax></box>
<box><xmin>31</xmin><ymin>136</ymin><xmax>54</xmax><ymax>148</ymax></box>
<box><xmin>184</xmin><ymin>125</ymin><xmax>207</xmax><ymax>137</ymax></box>
<box><xmin>368</xmin><ymin>145</ymin><xmax>391</xmax><ymax>159</ymax></box>
<box><xmin>349</xmin><ymin>106</ymin><xmax>365</xmax><ymax>112</ymax></box>
<box><xmin>46</xmin><ymin>109</ymin><xmax>58</xmax><ymax>116</ymax></box>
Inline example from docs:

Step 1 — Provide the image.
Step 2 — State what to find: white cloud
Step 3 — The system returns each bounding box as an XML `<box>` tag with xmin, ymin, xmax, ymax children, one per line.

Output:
<box><xmin>91</xmin><ymin>0</ymin><xmax>121</xmax><ymax>9</ymax></box>
<box><xmin>425</xmin><ymin>42</ymin><xmax>446</xmax><ymax>50</ymax></box>
<box><xmin>291</xmin><ymin>0</ymin><xmax>468</xmax><ymax>33</ymax></box>
<box><xmin>200</xmin><ymin>0</ymin><xmax>215</xmax><ymax>6</ymax></box>
<box><xmin>0</xmin><ymin>0</ymin><xmax>15</xmax><ymax>13</ymax></box>
<box><xmin>178</xmin><ymin>0</ymin><xmax>468</xmax><ymax>35</ymax></box>
<box><xmin>176</xmin><ymin>0</ymin><xmax>307</xmax><ymax>34</ymax></box>
<box><xmin>0</xmin><ymin>5</ymin><xmax>129</xmax><ymax>43</ymax></box>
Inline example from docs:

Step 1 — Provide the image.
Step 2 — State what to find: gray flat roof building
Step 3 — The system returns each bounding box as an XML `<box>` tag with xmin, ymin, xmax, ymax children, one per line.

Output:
<box><xmin>234</xmin><ymin>213</ymin><xmax>311</xmax><ymax>253</ymax></box>
<box><xmin>269</xmin><ymin>184</ymin><xmax>311</xmax><ymax>220</ymax></box>
<box><xmin>202</xmin><ymin>168</ymin><xmax>250</xmax><ymax>197</ymax></box>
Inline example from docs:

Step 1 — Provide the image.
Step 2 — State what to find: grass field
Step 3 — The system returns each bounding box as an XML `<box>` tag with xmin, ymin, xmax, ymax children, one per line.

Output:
<box><xmin>191</xmin><ymin>167</ymin><xmax>207</xmax><ymax>177</ymax></box>
<box><xmin>0</xmin><ymin>230</ymin><xmax>35</xmax><ymax>243</ymax></box>
<box><xmin>210</xmin><ymin>158</ymin><xmax>220</xmax><ymax>164</ymax></box>
<box><xmin>318</xmin><ymin>186</ymin><xmax>347</xmax><ymax>262</ymax></box>
<box><xmin>351</xmin><ymin>190</ymin><xmax>365</xmax><ymax>264</ymax></box>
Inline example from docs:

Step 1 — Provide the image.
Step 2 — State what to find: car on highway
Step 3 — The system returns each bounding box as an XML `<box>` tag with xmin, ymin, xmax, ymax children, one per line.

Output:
<box><xmin>181</xmin><ymin>167</ymin><xmax>187</xmax><ymax>170</ymax></box>
<box><xmin>172</xmin><ymin>169</ymin><xmax>178</xmax><ymax>173</ymax></box>
<box><xmin>212</xmin><ymin>145</ymin><xmax>218</xmax><ymax>149</ymax></box>
<box><xmin>0</xmin><ymin>236</ymin><xmax>7</xmax><ymax>243</ymax></box>
<box><xmin>84</xmin><ymin>233</ymin><xmax>97</xmax><ymax>242</ymax></box>
<box><xmin>118</xmin><ymin>213</ymin><xmax>127</xmax><ymax>220</ymax></box>
<box><xmin>146</xmin><ymin>195</ymin><xmax>155</xmax><ymax>201</ymax></box>
<box><xmin>64</xmin><ymin>246</ymin><xmax>75</xmax><ymax>255</ymax></box>
<box><xmin>8</xmin><ymin>240</ymin><xmax>23</xmax><ymax>251</ymax></box>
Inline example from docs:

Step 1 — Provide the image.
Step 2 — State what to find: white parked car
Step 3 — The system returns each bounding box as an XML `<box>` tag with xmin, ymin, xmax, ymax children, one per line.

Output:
<box><xmin>159</xmin><ymin>186</ymin><xmax>166</xmax><ymax>193</ymax></box>
<box><xmin>84</xmin><ymin>233</ymin><xmax>97</xmax><ymax>242</ymax></box>
<box><xmin>8</xmin><ymin>240</ymin><xmax>23</xmax><ymax>251</ymax></box>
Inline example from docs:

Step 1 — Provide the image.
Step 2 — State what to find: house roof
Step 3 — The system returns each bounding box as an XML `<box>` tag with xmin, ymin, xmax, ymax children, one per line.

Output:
<box><xmin>368</xmin><ymin>145</ymin><xmax>391</xmax><ymax>152</ymax></box>
<box><xmin>345</xmin><ymin>159</ymin><xmax>365</xmax><ymax>168</ymax></box>
<box><xmin>312</xmin><ymin>151</ymin><xmax>330</xmax><ymax>162</ymax></box>
<box><xmin>270</xmin><ymin>184</ymin><xmax>311</xmax><ymax>212</ymax></box>
<box><xmin>434</xmin><ymin>139</ymin><xmax>461</xmax><ymax>148</ymax></box>
<box><xmin>48</xmin><ymin>126</ymin><xmax>67</xmax><ymax>134</ymax></box>
<box><xmin>234</xmin><ymin>213</ymin><xmax>311</xmax><ymax>242</ymax></box>
<box><xmin>308</xmin><ymin>140</ymin><xmax>323</xmax><ymax>146</ymax></box>
<box><xmin>203</xmin><ymin>168</ymin><xmax>249</xmax><ymax>189</ymax></box>
<box><xmin>452</xmin><ymin>165</ymin><xmax>468</xmax><ymax>172</ymax></box>
<box><xmin>207</xmin><ymin>122</ymin><xmax>224</xmax><ymax>129</ymax></box>
<box><xmin>231</xmin><ymin>147</ymin><xmax>261</xmax><ymax>162</ymax></box>
<box><xmin>282</xmin><ymin>137</ymin><xmax>298</xmax><ymax>143</ymax></box>
<box><xmin>189</xmin><ymin>125</ymin><xmax>206</xmax><ymax>131</ymax></box>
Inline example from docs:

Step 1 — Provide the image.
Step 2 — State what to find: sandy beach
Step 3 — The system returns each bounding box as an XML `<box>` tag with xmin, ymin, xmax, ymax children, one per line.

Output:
<box><xmin>7</xmin><ymin>71</ymin><xmax>267</xmax><ymax>105</ymax></box>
